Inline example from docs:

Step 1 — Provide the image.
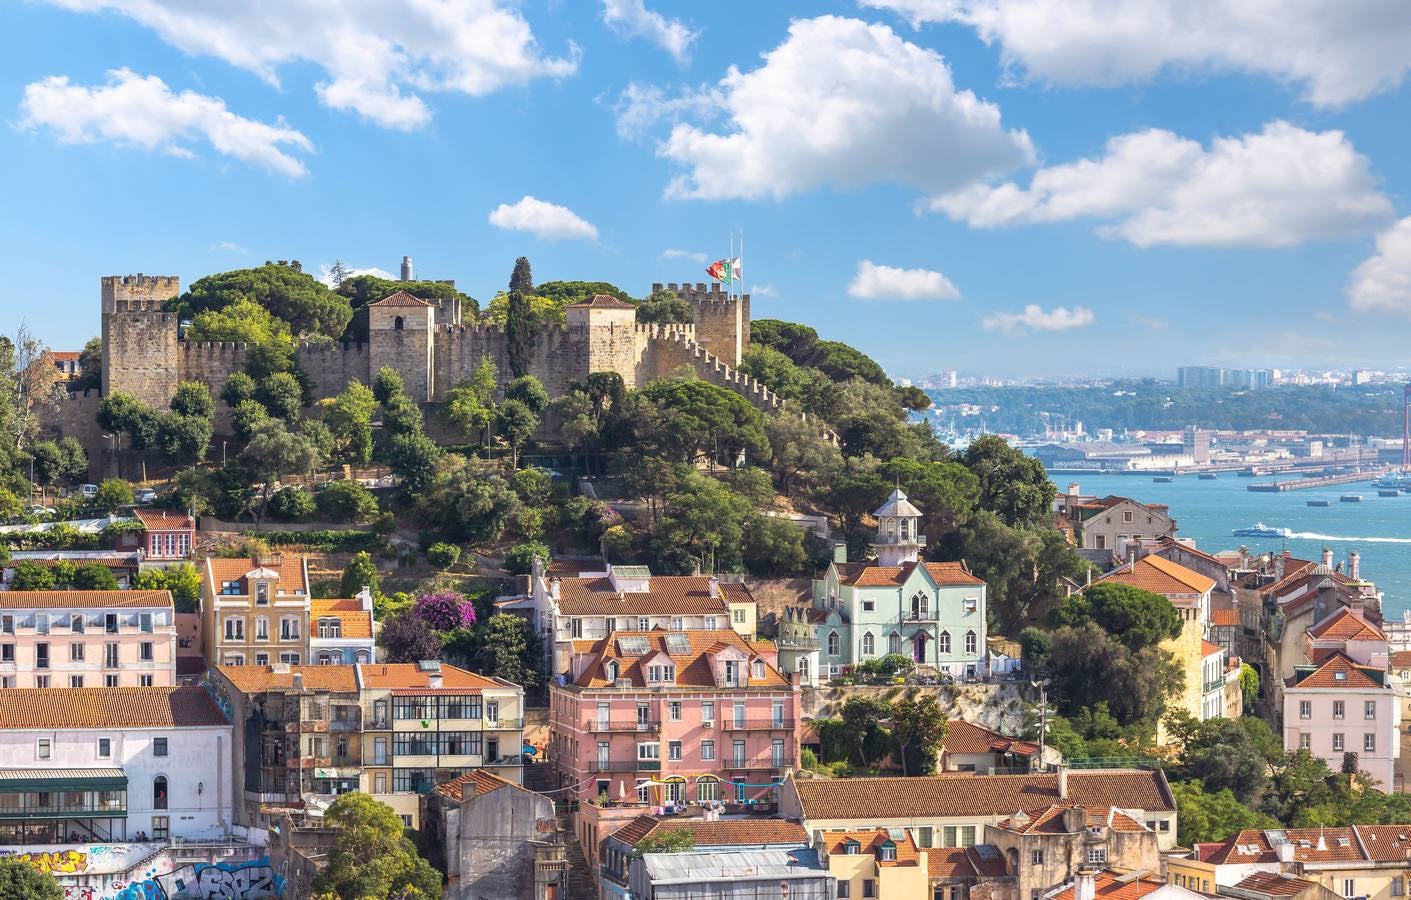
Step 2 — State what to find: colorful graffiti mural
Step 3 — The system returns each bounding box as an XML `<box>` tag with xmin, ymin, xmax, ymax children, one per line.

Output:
<box><xmin>55</xmin><ymin>855</ymin><xmax>282</xmax><ymax>900</ymax></box>
<box><xmin>14</xmin><ymin>848</ymin><xmax>89</xmax><ymax>874</ymax></box>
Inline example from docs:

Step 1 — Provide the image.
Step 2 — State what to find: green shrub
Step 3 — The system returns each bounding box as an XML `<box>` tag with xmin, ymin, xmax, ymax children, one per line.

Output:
<box><xmin>503</xmin><ymin>541</ymin><xmax>550</xmax><ymax>575</ymax></box>
<box><xmin>244</xmin><ymin>530</ymin><xmax>382</xmax><ymax>552</ymax></box>
<box><xmin>426</xmin><ymin>542</ymin><xmax>461</xmax><ymax>569</ymax></box>
<box><xmin>269</xmin><ymin>487</ymin><xmax>316</xmax><ymax>522</ymax></box>
<box><xmin>315</xmin><ymin>480</ymin><xmax>380</xmax><ymax>523</ymax></box>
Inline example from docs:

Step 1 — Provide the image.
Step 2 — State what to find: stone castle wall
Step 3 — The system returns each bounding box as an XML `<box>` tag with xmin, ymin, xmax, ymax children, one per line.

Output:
<box><xmin>101</xmin><ymin>275</ymin><xmax>183</xmax><ymax>411</ymax></box>
<box><xmin>297</xmin><ymin>341</ymin><xmax>369</xmax><ymax>399</ymax></box>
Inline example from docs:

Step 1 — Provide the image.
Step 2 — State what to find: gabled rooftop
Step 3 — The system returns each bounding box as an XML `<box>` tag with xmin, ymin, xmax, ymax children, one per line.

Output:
<box><xmin>1287</xmin><ymin>652</ymin><xmax>1386</xmax><ymax>690</ymax></box>
<box><xmin>0</xmin><ymin>686</ymin><xmax>227</xmax><ymax>728</ymax></box>
<box><xmin>1307</xmin><ymin>606</ymin><xmax>1385</xmax><ymax>642</ymax></box>
<box><xmin>1096</xmin><ymin>555</ymin><xmax>1215</xmax><ymax>597</ymax></box>
<box><xmin>367</xmin><ymin>290</ymin><xmax>433</xmax><ymax>308</ymax></box>
<box><xmin>613</xmin><ymin>815</ymin><xmax>809</xmax><ymax>850</ymax></box>
<box><xmin>571</xmin><ymin>629</ymin><xmax>788</xmax><ymax>689</ymax></box>
<box><xmin>834</xmin><ymin>560</ymin><xmax>986</xmax><ymax>588</ymax></box>
<box><xmin>0</xmin><ymin>590</ymin><xmax>172</xmax><ymax>610</ymax></box>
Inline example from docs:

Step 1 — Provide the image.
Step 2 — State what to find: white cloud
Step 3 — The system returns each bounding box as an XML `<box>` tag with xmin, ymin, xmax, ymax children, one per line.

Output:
<box><xmin>750</xmin><ymin>284</ymin><xmax>778</xmax><ymax>297</ymax></box>
<box><xmin>847</xmin><ymin>260</ymin><xmax>960</xmax><ymax>300</ymax></box>
<box><xmin>317</xmin><ymin>263</ymin><xmax>394</xmax><ymax>288</ymax></box>
<box><xmin>209</xmin><ymin>241</ymin><xmax>249</xmax><ymax>253</ymax></box>
<box><xmin>983</xmin><ymin>304</ymin><xmax>1094</xmax><ymax>334</ymax></box>
<box><xmin>488</xmin><ymin>196</ymin><xmax>599</xmax><ymax>241</ymax></box>
<box><xmin>19</xmin><ymin>68</ymin><xmax>313</xmax><ymax>176</ymax></box>
<box><xmin>610</xmin><ymin>82</ymin><xmax>721</xmax><ymax>140</ymax></box>
<box><xmin>661</xmin><ymin>248</ymin><xmax>707</xmax><ymax>263</ymax></box>
<box><xmin>860</xmin><ymin>0</ymin><xmax>1411</xmax><ymax>106</ymax></box>
<box><xmin>601</xmin><ymin>0</ymin><xmax>698</xmax><ymax>62</ymax></box>
<box><xmin>656</xmin><ymin>15</ymin><xmax>1033</xmax><ymax>200</ymax></box>
<box><xmin>1348</xmin><ymin>217</ymin><xmax>1411</xmax><ymax>316</ymax></box>
<box><xmin>932</xmin><ymin>121</ymin><xmax>1393</xmax><ymax>247</ymax></box>
<box><xmin>42</xmin><ymin>0</ymin><xmax>579</xmax><ymax>130</ymax></box>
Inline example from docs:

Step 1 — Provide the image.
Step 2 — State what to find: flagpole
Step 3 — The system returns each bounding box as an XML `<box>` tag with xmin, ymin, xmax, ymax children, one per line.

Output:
<box><xmin>739</xmin><ymin>226</ymin><xmax>744</xmax><ymax>303</ymax></box>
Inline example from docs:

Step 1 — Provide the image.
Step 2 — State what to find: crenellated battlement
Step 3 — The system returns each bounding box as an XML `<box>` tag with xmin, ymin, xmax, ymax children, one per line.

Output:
<box><xmin>181</xmin><ymin>341</ymin><xmax>251</xmax><ymax>352</ymax></box>
<box><xmin>101</xmin><ymin>274</ymin><xmax>181</xmax><ymax>314</ymax></box>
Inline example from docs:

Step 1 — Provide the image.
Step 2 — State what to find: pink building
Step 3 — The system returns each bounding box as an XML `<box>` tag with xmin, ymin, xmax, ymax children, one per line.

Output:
<box><xmin>127</xmin><ymin>508</ymin><xmax>196</xmax><ymax>561</ymax></box>
<box><xmin>0</xmin><ymin>590</ymin><xmax>177</xmax><ymax>688</ymax></box>
<box><xmin>549</xmin><ymin>630</ymin><xmax>801</xmax><ymax>807</ymax></box>
<box><xmin>1283</xmin><ymin>652</ymin><xmax>1400</xmax><ymax>788</ymax></box>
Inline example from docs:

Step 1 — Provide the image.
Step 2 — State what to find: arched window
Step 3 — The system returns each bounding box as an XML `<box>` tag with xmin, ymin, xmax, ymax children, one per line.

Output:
<box><xmin>355</xmin><ymin>649</ymin><xmax>371</xmax><ymax>664</ymax></box>
<box><xmin>861</xmin><ymin>632</ymin><xmax>875</xmax><ymax>655</ymax></box>
<box><xmin>393</xmin><ymin>316</ymin><xmax>405</xmax><ymax>330</ymax></box>
<box><xmin>965</xmin><ymin>630</ymin><xmax>977</xmax><ymax>654</ymax></box>
<box><xmin>318</xmin><ymin>617</ymin><xmax>342</xmax><ymax>639</ymax></box>
<box><xmin>888</xmin><ymin>632</ymin><xmax>901</xmax><ymax>654</ymax></box>
<box><xmin>939</xmin><ymin>631</ymin><xmax>951</xmax><ymax>654</ymax></box>
<box><xmin>753</xmin><ymin>660</ymin><xmax>765</xmax><ymax>680</ymax></box>
<box><xmin>827</xmin><ymin>632</ymin><xmax>840</xmax><ymax>656</ymax></box>
<box><xmin>153</xmin><ymin>775</ymin><xmax>168</xmax><ymax>811</ymax></box>
<box><xmin>254</xmin><ymin>616</ymin><xmax>269</xmax><ymax>641</ymax></box>
<box><xmin>911</xmin><ymin>591</ymin><xmax>929</xmax><ymax>619</ymax></box>
<box><xmin>605</xmin><ymin>660</ymin><xmax>619</xmax><ymax>682</ymax></box>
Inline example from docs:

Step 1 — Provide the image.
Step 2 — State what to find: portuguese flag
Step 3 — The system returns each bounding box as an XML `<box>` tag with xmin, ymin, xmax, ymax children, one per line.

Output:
<box><xmin>707</xmin><ymin>257</ymin><xmax>740</xmax><ymax>285</ymax></box>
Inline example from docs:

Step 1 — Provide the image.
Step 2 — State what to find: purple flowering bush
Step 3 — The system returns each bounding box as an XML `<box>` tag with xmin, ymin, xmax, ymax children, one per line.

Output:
<box><xmin>412</xmin><ymin>590</ymin><xmax>477</xmax><ymax>631</ymax></box>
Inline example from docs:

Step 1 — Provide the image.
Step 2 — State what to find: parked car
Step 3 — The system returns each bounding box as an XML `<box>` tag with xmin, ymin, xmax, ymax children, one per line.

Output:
<box><xmin>80</xmin><ymin>483</ymin><xmax>99</xmax><ymax>499</ymax></box>
<box><xmin>25</xmin><ymin>505</ymin><xmax>53</xmax><ymax>518</ymax></box>
<box><xmin>135</xmin><ymin>489</ymin><xmax>157</xmax><ymax>504</ymax></box>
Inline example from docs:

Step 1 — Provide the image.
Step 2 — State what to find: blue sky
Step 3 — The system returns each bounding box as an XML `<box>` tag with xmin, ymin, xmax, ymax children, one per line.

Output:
<box><xmin>3</xmin><ymin>0</ymin><xmax>1411</xmax><ymax>379</ymax></box>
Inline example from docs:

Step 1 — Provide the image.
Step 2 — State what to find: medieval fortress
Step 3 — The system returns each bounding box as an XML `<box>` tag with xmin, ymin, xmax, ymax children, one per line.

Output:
<box><xmin>93</xmin><ymin>272</ymin><xmax>804</xmax><ymax>432</ymax></box>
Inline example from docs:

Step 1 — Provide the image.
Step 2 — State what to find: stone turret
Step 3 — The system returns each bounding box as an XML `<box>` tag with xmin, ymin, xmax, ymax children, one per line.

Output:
<box><xmin>100</xmin><ymin>274</ymin><xmax>181</xmax><ymax>408</ymax></box>
<box><xmin>654</xmin><ymin>280</ymin><xmax>750</xmax><ymax>367</ymax></box>
<box><xmin>367</xmin><ymin>291</ymin><xmax>436</xmax><ymax>402</ymax></box>
<box><xmin>872</xmin><ymin>488</ymin><xmax>924</xmax><ymax>566</ymax></box>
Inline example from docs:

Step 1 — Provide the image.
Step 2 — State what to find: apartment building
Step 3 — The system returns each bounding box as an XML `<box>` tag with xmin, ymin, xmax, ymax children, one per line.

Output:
<box><xmin>309</xmin><ymin>594</ymin><xmax>376</xmax><ymax>665</ymax></box>
<box><xmin>549</xmin><ymin>629</ymin><xmax>801</xmax><ymax>806</ymax></box>
<box><xmin>0</xmin><ymin>590</ymin><xmax>175</xmax><ymax>688</ymax></box>
<box><xmin>819</xmin><ymin>828</ymin><xmax>931</xmax><ymax>899</ymax></box>
<box><xmin>1060</xmin><ymin>495</ymin><xmax>1177</xmax><ymax>553</ymax></box>
<box><xmin>1282</xmin><ymin>653</ymin><xmax>1400</xmax><ymax>788</ymax></box>
<box><xmin>201</xmin><ymin>555</ymin><xmax>311</xmax><ymax>667</ymax></box>
<box><xmin>988</xmin><ymin>805</ymin><xmax>1161</xmax><ymax>900</ymax></box>
<box><xmin>1171</xmin><ymin>826</ymin><xmax>1411</xmax><ymax>900</ymax></box>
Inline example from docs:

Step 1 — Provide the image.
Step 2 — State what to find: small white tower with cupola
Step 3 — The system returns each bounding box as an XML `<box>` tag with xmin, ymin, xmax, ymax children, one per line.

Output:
<box><xmin>872</xmin><ymin>488</ymin><xmax>924</xmax><ymax>566</ymax></box>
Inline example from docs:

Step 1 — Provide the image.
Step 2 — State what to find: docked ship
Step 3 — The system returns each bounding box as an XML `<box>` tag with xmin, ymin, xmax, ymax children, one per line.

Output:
<box><xmin>1232</xmin><ymin>522</ymin><xmax>1293</xmax><ymax>538</ymax></box>
<box><xmin>1373</xmin><ymin>470</ymin><xmax>1411</xmax><ymax>491</ymax></box>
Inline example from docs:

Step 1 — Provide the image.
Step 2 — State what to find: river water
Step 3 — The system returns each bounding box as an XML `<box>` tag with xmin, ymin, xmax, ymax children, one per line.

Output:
<box><xmin>1056</xmin><ymin>472</ymin><xmax>1411</xmax><ymax>618</ymax></box>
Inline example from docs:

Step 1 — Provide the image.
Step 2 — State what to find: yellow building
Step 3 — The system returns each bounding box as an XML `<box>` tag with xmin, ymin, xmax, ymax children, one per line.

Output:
<box><xmin>1168</xmin><ymin>826</ymin><xmax>1411</xmax><ymax>900</ymax></box>
<box><xmin>819</xmin><ymin>829</ymin><xmax>930</xmax><ymax>899</ymax></box>
<box><xmin>202</xmin><ymin>555</ymin><xmax>312</xmax><ymax>667</ymax></box>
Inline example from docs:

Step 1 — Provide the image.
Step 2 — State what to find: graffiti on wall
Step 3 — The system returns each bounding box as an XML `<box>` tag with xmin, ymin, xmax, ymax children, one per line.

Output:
<box><xmin>57</xmin><ymin>856</ymin><xmax>282</xmax><ymax>900</ymax></box>
<box><xmin>13</xmin><ymin>848</ymin><xmax>89</xmax><ymax>874</ymax></box>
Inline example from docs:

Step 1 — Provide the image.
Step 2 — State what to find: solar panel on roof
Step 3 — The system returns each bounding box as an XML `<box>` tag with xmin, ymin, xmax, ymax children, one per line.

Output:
<box><xmin>887</xmin><ymin>828</ymin><xmax>906</xmax><ymax>840</ymax></box>
<box><xmin>617</xmin><ymin>637</ymin><xmax>650</xmax><ymax>656</ymax></box>
<box><xmin>1265</xmin><ymin>829</ymin><xmax>1287</xmax><ymax>845</ymax></box>
<box><xmin>664</xmin><ymin>634</ymin><xmax>691</xmax><ymax>656</ymax></box>
<box><xmin>972</xmin><ymin>845</ymin><xmax>1001</xmax><ymax>860</ymax></box>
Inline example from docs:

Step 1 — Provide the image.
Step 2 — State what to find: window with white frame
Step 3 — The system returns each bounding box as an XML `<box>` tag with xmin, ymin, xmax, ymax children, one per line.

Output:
<box><xmin>648</xmin><ymin>664</ymin><xmax>676</xmax><ymax>683</ymax></box>
<box><xmin>1087</xmin><ymin>847</ymin><xmax>1106</xmax><ymax>865</ymax></box>
<box><xmin>964</xmin><ymin>630</ymin><xmax>977</xmax><ymax>654</ymax></box>
<box><xmin>827</xmin><ymin>632</ymin><xmax>839</xmax><ymax>655</ymax></box>
<box><xmin>224</xmin><ymin>617</ymin><xmax>244</xmax><ymax>641</ymax></box>
<box><xmin>318</xmin><ymin>617</ymin><xmax>342</xmax><ymax>638</ymax></box>
<box><xmin>1366</xmin><ymin>700</ymin><xmax>1377</xmax><ymax>720</ymax></box>
<box><xmin>1365</xmin><ymin>733</ymin><xmax>1377</xmax><ymax>752</ymax></box>
<box><xmin>704</xmin><ymin>616</ymin><xmax>717</xmax><ymax>630</ymax></box>
<box><xmin>1333</xmin><ymin>733</ymin><xmax>1345</xmax><ymax>751</ymax></box>
<box><xmin>1334</xmin><ymin>700</ymin><xmax>1345</xmax><ymax>719</ymax></box>
<box><xmin>1299</xmin><ymin>700</ymin><xmax>1311</xmax><ymax>719</ymax></box>
<box><xmin>862</xmin><ymin>632</ymin><xmax>875</xmax><ymax>655</ymax></box>
<box><xmin>939</xmin><ymin>631</ymin><xmax>951</xmax><ymax>654</ymax></box>
<box><xmin>701</xmin><ymin>740</ymin><xmax>715</xmax><ymax>760</ymax></box>
<box><xmin>280</xmin><ymin>617</ymin><xmax>300</xmax><ymax>640</ymax></box>
<box><xmin>701</xmin><ymin>701</ymin><xmax>714</xmax><ymax>723</ymax></box>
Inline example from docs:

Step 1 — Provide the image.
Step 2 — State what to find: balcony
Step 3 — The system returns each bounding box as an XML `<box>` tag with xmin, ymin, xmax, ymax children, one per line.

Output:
<box><xmin>1203</xmin><ymin>679</ymin><xmax>1227</xmax><ymax>694</ymax></box>
<box><xmin>486</xmin><ymin>718</ymin><xmax>523</xmax><ymax>730</ymax></box>
<box><xmin>588</xmin><ymin>719</ymin><xmax>661</xmax><ymax>733</ymax></box>
<box><xmin>722</xmin><ymin>757</ymin><xmax>794</xmax><ymax>770</ymax></box>
<box><xmin>589</xmin><ymin>759</ymin><xmax>664</xmax><ymax>773</ymax></box>
<box><xmin>289</xmin><ymin>757</ymin><xmax>332</xmax><ymax>769</ymax></box>
<box><xmin>905</xmin><ymin>611</ymin><xmax>937</xmax><ymax>622</ymax></box>
<box><xmin>874</xmin><ymin>533</ymin><xmax>926</xmax><ymax>546</ymax></box>
<box><xmin>721</xmin><ymin>719</ymin><xmax>791</xmax><ymax>732</ymax></box>
<box><xmin>774</xmin><ymin>637</ymin><xmax>820</xmax><ymax>651</ymax></box>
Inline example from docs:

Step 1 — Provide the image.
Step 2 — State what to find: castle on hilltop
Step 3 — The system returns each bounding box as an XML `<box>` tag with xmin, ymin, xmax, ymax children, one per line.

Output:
<box><xmin>96</xmin><ymin>272</ymin><xmax>796</xmax><ymax>429</ymax></box>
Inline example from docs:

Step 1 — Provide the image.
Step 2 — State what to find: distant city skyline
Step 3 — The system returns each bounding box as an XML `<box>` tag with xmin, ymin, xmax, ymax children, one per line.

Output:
<box><xmin>3</xmin><ymin>2</ymin><xmax>1411</xmax><ymax>376</ymax></box>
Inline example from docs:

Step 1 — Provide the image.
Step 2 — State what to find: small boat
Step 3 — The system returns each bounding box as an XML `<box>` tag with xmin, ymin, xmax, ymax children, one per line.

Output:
<box><xmin>1340</xmin><ymin>495</ymin><xmax>1363</xmax><ymax>503</ymax></box>
<box><xmin>1373</xmin><ymin>471</ymin><xmax>1411</xmax><ymax>490</ymax></box>
<box><xmin>1153</xmin><ymin>476</ymin><xmax>1174</xmax><ymax>483</ymax></box>
<box><xmin>1378</xmin><ymin>489</ymin><xmax>1401</xmax><ymax>497</ymax></box>
<box><xmin>1232</xmin><ymin>522</ymin><xmax>1293</xmax><ymax>538</ymax></box>
<box><xmin>1307</xmin><ymin>500</ymin><xmax>1330</xmax><ymax>507</ymax></box>
<box><xmin>1198</xmin><ymin>473</ymin><xmax>1218</xmax><ymax>480</ymax></box>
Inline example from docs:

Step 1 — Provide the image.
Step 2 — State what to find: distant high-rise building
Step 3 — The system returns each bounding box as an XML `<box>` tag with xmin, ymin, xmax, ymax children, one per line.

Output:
<box><xmin>1177</xmin><ymin>366</ymin><xmax>1274</xmax><ymax>389</ymax></box>
<box><xmin>943</xmin><ymin>370</ymin><xmax>958</xmax><ymax>388</ymax></box>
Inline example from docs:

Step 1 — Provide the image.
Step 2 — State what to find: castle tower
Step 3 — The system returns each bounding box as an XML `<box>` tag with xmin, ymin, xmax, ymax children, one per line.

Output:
<box><xmin>100</xmin><ymin>274</ymin><xmax>181</xmax><ymax>408</ymax></box>
<box><xmin>872</xmin><ymin>488</ymin><xmax>924</xmax><ymax>566</ymax></box>
<box><xmin>367</xmin><ymin>291</ymin><xmax>435</xmax><ymax>402</ymax></box>
<box><xmin>656</xmin><ymin>281</ymin><xmax>749</xmax><ymax>367</ymax></box>
<box><xmin>566</xmin><ymin>294</ymin><xmax>638</xmax><ymax>382</ymax></box>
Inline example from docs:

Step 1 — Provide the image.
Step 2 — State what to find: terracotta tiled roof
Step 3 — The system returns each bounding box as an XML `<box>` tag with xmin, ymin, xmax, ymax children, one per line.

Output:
<box><xmin>1288</xmin><ymin>653</ymin><xmax>1385</xmax><ymax>690</ymax></box>
<box><xmin>216</xmin><ymin>665</ymin><xmax>359</xmax><ymax>693</ymax></box>
<box><xmin>1352</xmin><ymin>825</ymin><xmax>1411</xmax><ymax>861</ymax></box>
<box><xmin>822</xmin><ymin>829</ymin><xmax>920</xmax><ymax>866</ymax></box>
<box><xmin>1201</xmin><ymin>640</ymin><xmax>1224</xmax><ymax>657</ymax></box>
<box><xmin>836</xmin><ymin>560</ymin><xmax>986</xmax><ymax>587</ymax></box>
<box><xmin>1209</xmin><ymin>608</ymin><xmax>1240</xmax><ymax>626</ymax></box>
<box><xmin>572</xmin><ymin>630</ymin><xmax>790</xmax><ymax>689</ymax></box>
<box><xmin>1389</xmin><ymin>651</ymin><xmax>1411</xmax><ymax>669</ymax></box>
<box><xmin>1197</xmin><ymin>828</ymin><xmax>1368</xmax><ymax>864</ymax></box>
<box><xmin>1096</xmin><ymin>555</ymin><xmax>1215</xmax><ymax>597</ymax></box>
<box><xmin>131</xmin><ymin>508</ymin><xmax>195</xmax><ymax>531</ymax></box>
<box><xmin>367</xmin><ymin>290</ymin><xmax>432</xmax><ymax>308</ymax></box>
<box><xmin>1233</xmin><ymin>872</ymin><xmax>1321</xmax><ymax>896</ymax></box>
<box><xmin>49</xmin><ymin>351</ymin><xmax>81</xmax><ymax>362</ymax></box>
<box><xmin>943</xmin><ymin>720</ymin><xmax>1038</xmax><ymax>757</ymax></box>
<box><xmin>567</xmin><ymin>294</ymin><xmax>635</xmax><ymax>310</ymax></box>
<box><xmin>1308</xmin><ymin>607</ymin><xmax>1385</xmax><ymax>642</ymax></box>
<box><xmin>205</xmin><ymin>556</ymin><xmax>309</xmax><ymax>596</ymax></box>
<box><xmin>0</xmin><ymin>686</ymin><xmax>227</xmax><ymax>728</ymax></box>
<box><xmin>1048</xmin><ymin>871</ymin><xmax>1166</xmax><ymax>900</ymax></box>
<box><xmin>789</xmin><ymin>770</ymin><xmax>1174</xmax><ymax>821</ymax></box>
<box><xmin>358</xmin><ymin>663</ymin><xmax>502</xmax><ymax>692</ymax></box>
<box><xmin>999</xmin><ymin>805</ymin><xmax>1147</xmax><ymax>835</ymax></box>
<box><xmin>434</xmin><ymin>769</ymin><xmax>526</xmax><ymax>802</ymax></box>
<box><xmin>554</xmin><ymin>575</ymin><xmax>735</xmax><ymax>617</ymax></box>
<box><xmin>616</xmin><ymin>815</ymin><xmax>809</xmax><ymax>850</ymax></box>
<box><xmin>310</xmin><ymin>599</ymin><xmax>373</xmax><ymax>639</ymax></box>
<box><xmin>1154</xmin><ymin>537</ymin><xmax>1225</xmax><ymax>566</ymax></box>
<box><xmin>0</xmin><ymin>590</ymin><xmax>172</xmax><ymax>609</ymax></box>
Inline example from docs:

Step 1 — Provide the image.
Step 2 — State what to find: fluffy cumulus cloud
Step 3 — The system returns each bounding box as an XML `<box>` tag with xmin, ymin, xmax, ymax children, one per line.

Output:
<box><xmin>661</xmin><ymin>248</ymin><xmax>707</xmax><ymax>263</ymax></box>
<box><xmin>982</xmin><ymin>304</ymin><xmax>1095</xmax><ymax>334</ymax></box>
<box><xmin>42</xmin><ymin>0</ymin><xmax>579</xmax><ymax>130</ymax></box>
<box><xmin>19</xmin><ymin>68</ymin><xmax>313</xmax><ymax>176</ymax></box>
<box><xmin>931</xmin><ymin>121</ymin><xmax>1394</xmax><ymax>247</ymax></box>
<box><xmin>1348</xmin><ymin>217</ymin><xmax>1411</xmax><ymax>316</ymax></box>
<box><xmin>848</xmin><ymin>260</ymin><xmax>960</xmax><ymax>300</ymax></box>
<box><xmin>654</xmin><ymin>15</ymin><xmax>1033</xmax><ymax>200</ymax></box>
<box><xmin>860</xmin><ymin>0</ymin><xmax>1411</xmax><ymax>106</ymax></box>
<box><xmin>601</xmin><ymin>0</ymin><xmax>698</xmax><ymax>62</ymax></box>
<box><xmin>488</xmin><ymin>196</ymin><xmax>599</xmax><ymax>241</ymax></box>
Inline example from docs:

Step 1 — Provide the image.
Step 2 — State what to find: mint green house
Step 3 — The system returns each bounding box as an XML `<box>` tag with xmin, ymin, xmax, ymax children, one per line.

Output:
<box><xmin>810</xmin><ymin>489</ymin><xmax>988</xmax><ymax>679</ymax></box>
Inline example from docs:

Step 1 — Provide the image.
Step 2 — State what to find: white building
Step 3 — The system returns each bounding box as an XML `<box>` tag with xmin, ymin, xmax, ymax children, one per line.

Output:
<box><xmin>0</xmin><ymin>685</ymin><xmax>232</xmax><ymax>846</ymax></box>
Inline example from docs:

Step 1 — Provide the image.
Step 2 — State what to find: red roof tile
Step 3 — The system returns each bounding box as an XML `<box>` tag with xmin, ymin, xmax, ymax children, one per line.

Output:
<box><xmin>572</xmin><ymin>630</ymin><xmax>789</xmax><ymax>689</ymax></box>
<box><xmin>0</xmin><ymin>590</ymin><xmax>171</xmax><ymax>609</ymax></box>
<box><xmin>566</xmin><ymin>294</ymin><xmax>635</xmax><ymax>310</ymax></box>
<box><xmin>367</xmin><ymin>290</ymin><xmax>433</xmax><ymax>308</ymax></box>
<box><xmin>1233</xmin><ymin>872</ymin><xmax>1322</xmax><ymax>896</ymax></box>
<box><xmin>616</xmin><ymin>815</ymin><xmax>809</xmax><ymax>849</ymax></box>
<box><xmin>1210</xmin><ymin>608</ymin><xmax>1240</xmax><ymax>626</ymax></box>
<box><xmin>943</xmin><ymin>720</ymin><xmax>1038</xmax><ymax>757</ymax></box>
<box><xmin>205</xmin><ymin>555</ymin><xmax>309</xmax><ymax>596</ymax></box>
<box><xmin>311</xmin><ymin>599</ymin><xmax>373</xmax><ymax>639</ymax></box>
<box><xmin>554</xmin><ymin>575</ymin><xmax>736</xmax><ymax>617</ymax></box>
<box><xmin>1288</xmin><ymin>653</ymin><xmax>1385</xmax><ymax>690</ymax></box>
<box><xmin>1308</xmin><ymin>607</ymin><xmax>1385</xmax><ymax>642</ymax></box>
<box><xmin>131</xmin><ymin>508</ymin><xmax>195</xmax><ymax>531</ymax></box>
<box><xmin>434</xmin><ymin>769</ymin><xmax>531</xmax><ymax>802</ymax></box>
<box><xmin>1048</xmin><ymin>871</ymin><xmax>1166</xmax><ymax>900</ymax></box>
<box><xmin>836</xmin><ymin>561</ymin><xmax>985</xmax><ymax>587</ymax></box>
<box><xmin>822</xmin><ymin>829</ymin><xmax>921</xmax><ymax>866</ymax></box>
<box><xmin>0</xmin><ymin>686</ymin><xmax>227</xmax><ymax>728</ymax></box>
<box><xmin>1096</xmin><ymin>555</ymin><xmax>1215</xmax><ymax>596</ymax></box>
<box><xmin>358</xmin><ymin>663</ymin><xmax>502</xmax><ymax>692</ymax></box>
<box><xmin>216</xmin><ymin>664</ymin><xmax>359</xmax><ymax>693</ymax></box>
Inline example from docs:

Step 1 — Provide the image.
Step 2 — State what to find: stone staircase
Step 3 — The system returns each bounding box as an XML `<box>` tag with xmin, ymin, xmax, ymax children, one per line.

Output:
<box><xmin>523</xmin><ymin>761</ymin><xmax>556</xmax><ymax>794</ymax></box>
<box><xmin>558</xmin><ymin>813</ymin><xmax>599</xmax><ymax>900</ymax></box>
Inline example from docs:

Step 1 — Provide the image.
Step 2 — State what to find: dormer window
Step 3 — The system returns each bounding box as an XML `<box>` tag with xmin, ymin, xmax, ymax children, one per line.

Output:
<box><xmin>220</xmin><ymin>580</ymin><xmax>241</xmax><ymax>596</ymax></box>
<box><xmin>648</xmin><ymin>664</ymin><xmax>676</xmax><ymax>683</ymax></box>
<box><xmin>845</xmin><ymin>840</ymin><xmax>860</xmax><ymax>855</ymax></box>
<box><xmin>605</xmin><ymin>660</ymin><xmax>619</xmax><ymax>682</ymax></box>
<box><xmin>879</xmin><ymin>842</ymin><xmax>896</xmax><ymax>862</ymax></box>
<box><xmin>753</xmin><ymin>660</ymin><xmax>765</xmax><ymax>680</ymax></box>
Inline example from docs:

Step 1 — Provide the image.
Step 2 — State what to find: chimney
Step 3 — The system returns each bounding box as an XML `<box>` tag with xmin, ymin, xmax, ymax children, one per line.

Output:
<box><xmin>357</xmin><ymin>586</ymin><xmax>373</xmax><ymax>612</ymax></box>
<box><xmin>709</xmin><ymin>576</ymin><xmax>720</xmax><ymax>599</ymax></box>
<box><xmin>400</xmin><ymin>256</ymin><xmax>413</xmax><ymax>282</ymax></box>
<box><xmin>292</xmin><ymin>672</ymin><xmax>304</xmax><ymax>691</ymax></box>
<box><xmin>1067</xmin><ymin>483</ymin><xmax>1080</xmax><ymax>496</ymax></box>
<box><xmin>1277</xmin><ymin>840</ymin><xmax>1295</xmax><ymax>864</ymax></box>
<box><xmin>429</xmin><ymin>673</ymin><xmax>444</xmax><ymax>689</ymax></box>
<box><xmin>1075</xmin><ymin>871</ymin><xmax>1096</xmax><ymax>900</ymax></box>
<box><xmin>1321</xmin><ymin>548</ymin><xmax>1333</xmax><ymax>569</ymax></box>
<box><xmin>1349</xmin><ymin>550</ymin><xmax>1361</xmax><ymax>581</ymax></box>
<box><xmin>833</xmin><ymin>543</ymin><xmax>848</xmax><ymax>564</ymax></box>
<box><xmin>1127</xmin><ymin>545</ymin><xmax>1138</xmax><ymax>567</ymax></box>
<box><xmin>550</xmin><ymin>577</ymin><xmax>561</xmax><ymax>602</ymax></box>
<box><xmin>1058</xmin><ymin>765</ymin><xmax>1069</xmax><ymax>799</ymax></box>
